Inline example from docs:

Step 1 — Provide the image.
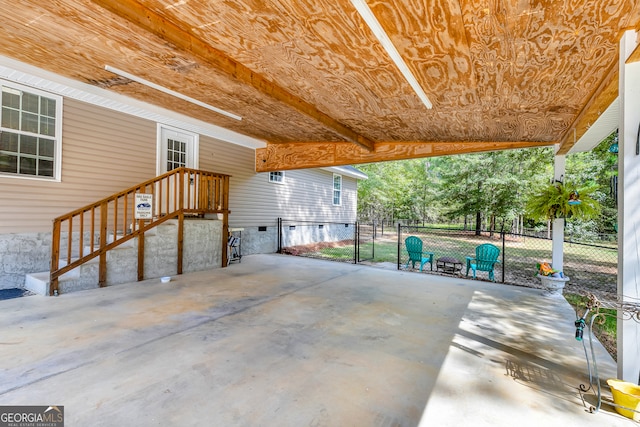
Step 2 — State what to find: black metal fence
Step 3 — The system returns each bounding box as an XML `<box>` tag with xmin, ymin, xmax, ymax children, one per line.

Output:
<box><xmin>275</xmin><ymin>220</ymin><xmax>617</xmax><ymax>299</ymax></box>
<box><xmin>356</xmin><ymin>223</ymin><xmax>375</xmax><ymax>262</ymax></box>
<box><xmin>399</xmin><ymin>225</ymin><xmax>618</xmax><ymax>299</ymax></box>
<box><xmin>277</xmin><ymin>218</ymin><xmax>374</xmax><ymax>263</ymax></box>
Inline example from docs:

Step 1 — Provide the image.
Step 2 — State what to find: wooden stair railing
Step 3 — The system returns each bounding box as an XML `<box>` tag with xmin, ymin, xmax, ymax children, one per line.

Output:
<box><xmin>50</xmin><ymin>168</ymin><xmax>231</xmax><ymax>296</ymax></box>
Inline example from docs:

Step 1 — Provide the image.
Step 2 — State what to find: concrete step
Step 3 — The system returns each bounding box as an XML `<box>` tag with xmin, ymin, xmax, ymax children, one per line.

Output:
<box><xmin>24</xmin><ymin>271</ymin><xmax>54</xmax><ymax>296</ymax></box>
<box><xmin>25</xmin><ymin>257</ymin><xmax>99</xmax><ymax>295</ymax></box>
<box><xmin>24</xmin><ymin>258</ymin><xmax>99</xmax><ymax>295</ymax></box>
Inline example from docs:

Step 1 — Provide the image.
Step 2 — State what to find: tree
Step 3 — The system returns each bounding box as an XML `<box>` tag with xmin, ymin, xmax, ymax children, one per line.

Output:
<box><xmin>358</xmin><ymin>159</ymin><xmax>442</xmax><ymax>225</ymax></box>
<box><xmin>438</xmin><ymin>148</ymin><xmax>552</xmax><ymax>234</ymax></box>
<box><xmin>565</xmin><ymin>131</ymin><xmax>618</xmax><ymax>236</ymax></box>
<box><xmin>355</xmin><ymin>140</ymin><xmax>616</xmax><ymax>241</ymax></box>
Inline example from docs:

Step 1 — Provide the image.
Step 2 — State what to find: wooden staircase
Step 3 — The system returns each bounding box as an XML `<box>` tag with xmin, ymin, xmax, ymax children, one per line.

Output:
<box><xmin>44</xmin><ymin>168</ymin><xmax>230</xmax><ymax>296</ymax></box>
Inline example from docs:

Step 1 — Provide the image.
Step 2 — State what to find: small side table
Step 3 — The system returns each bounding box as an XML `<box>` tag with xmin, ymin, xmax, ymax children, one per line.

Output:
<box><xmin>436</xmin><ymin>257</ymin><xmax>463</xmax><ymax>275</ymax></box>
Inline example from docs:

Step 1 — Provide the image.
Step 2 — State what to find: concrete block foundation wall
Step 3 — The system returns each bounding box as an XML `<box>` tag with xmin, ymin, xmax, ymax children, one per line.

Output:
<box><xmin>229</xmin><ymin>223</ymin><xmax>350</xmax><ymax>256</ymax></box>
<box><xmin>1</xmin><ymin>220</ymin><xmax>343</xmax><ymax>291</ymax></box>
<box><xmin>106</xmin><ymin>219</ymin><xmax>224</xmax><ymax>285</ymax></box>
<box><xmin>0</xmin><ymin>232</ymin><xmax>52</xmax><ymax>289</ymax></box>
<box><xmin>280</xmin><ymin>223</ymin><xmax>354</xmax><ymax>248</ymax></box>
<box><xmin>1</xmin><ymin>230</ymin><xmax>122</xmax><ymax>290</ymax></box>
<box><xmin>231</xmin><ymin>226</ymin><xmax>278</xmax><ymax>256</ymax></box>
<box><xmin>1</xmin><ymin>219</ymin><xmax>226</xmax><ymax>290</ymax></box>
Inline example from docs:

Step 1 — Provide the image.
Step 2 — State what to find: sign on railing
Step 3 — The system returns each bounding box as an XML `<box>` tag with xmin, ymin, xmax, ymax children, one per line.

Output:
<box><xmin>135</xmin><ymin>193</ymin><xmax>153</xmax><ymax>220</ymax></box>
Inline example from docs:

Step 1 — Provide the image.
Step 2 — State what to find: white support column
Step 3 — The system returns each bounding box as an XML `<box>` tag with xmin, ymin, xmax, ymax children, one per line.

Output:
<box><xmin>552</xmin><ymin>153</ymin><xmax>566</xmax><ymax>271</ymax></box>
<box><xmin>618</xmin><ymin>29</ymin><xmax>640</xmax><ymax>383</ymax></box>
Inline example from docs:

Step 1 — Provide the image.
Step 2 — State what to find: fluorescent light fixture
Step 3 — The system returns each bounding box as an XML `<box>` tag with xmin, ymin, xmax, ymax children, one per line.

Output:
<box><xmin>349</xmin><ymin>0</ymin><xmax>433</xmax><ymax>109</ymax></box>
<box><xmin>104</xmin><ymin>65</ymin><xmax>242</xmax><ymax>121</ymax></box>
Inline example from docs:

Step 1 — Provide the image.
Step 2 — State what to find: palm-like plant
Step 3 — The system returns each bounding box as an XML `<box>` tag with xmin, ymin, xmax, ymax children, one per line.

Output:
<box><xmin>526</xmin><ymin>181</ymin><xmax>601</xmax><ymax>221</ymax></box>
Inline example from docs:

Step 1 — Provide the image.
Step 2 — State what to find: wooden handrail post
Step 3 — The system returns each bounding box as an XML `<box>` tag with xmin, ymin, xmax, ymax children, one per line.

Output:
<box><xmin>177</xmin><ymin>211</ymin><xmax>184</xmax><ymax>274</ymax></box>
<box><xmin>137</xmin><ymin>219</ymin><xmax>145</xmax><ymax>281</ymax></box>
<box><xmin>50</xmin><ymin>219</ymin><xmax>61</xmax><ymax>296</ymax></box>
<box><xmin>221</xmin><ymin>176</ymin><xmax>230</xmax><ymax>267</ymax></box>
<box><xmin>67</xmin><ymin>217</ymin><xmax>73</xmax><ymax>265</ymax></box>
<box><xmin>177</xmin><ymin>170</ymin><xmax>184</xmax><ymax>274</ymax></box>
<box><xmin>99</xmin><ymin>203</ymin><xmax>108</xmax><ymax>287</ymax></box>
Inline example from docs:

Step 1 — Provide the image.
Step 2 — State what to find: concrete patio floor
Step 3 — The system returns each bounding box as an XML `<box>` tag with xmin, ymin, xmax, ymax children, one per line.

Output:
<box><xmin>0</xmin><ymin>254</ymin><xmax>634</xmax><ymax>426</ymax></box>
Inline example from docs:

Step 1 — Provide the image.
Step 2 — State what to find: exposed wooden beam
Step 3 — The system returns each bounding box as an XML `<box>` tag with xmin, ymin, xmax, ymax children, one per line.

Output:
<box><xmin>91</xmin><ymin>0</ymin><xmax>376</xmax><ymax>152</ymax></box>
<box><xmin>556</xmin><ymin>61</ymin><xmax>619</xmax><ymax>155</ymax></box>
<box><xmin>622</xmin><ymin>1</ymin><xmax>640</xmax><ymax>34</ymax></box>
<box><xmin>255</xmin><ymin>141</ymin><xmax>554</xmax><ymax>172</ymax></box>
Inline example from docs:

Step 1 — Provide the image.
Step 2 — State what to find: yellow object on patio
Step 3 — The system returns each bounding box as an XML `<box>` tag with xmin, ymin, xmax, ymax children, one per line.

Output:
<box><xmin>607</xmin><ymin>379</ymin><xmax>640</xmax><ymax>421</ymax></box>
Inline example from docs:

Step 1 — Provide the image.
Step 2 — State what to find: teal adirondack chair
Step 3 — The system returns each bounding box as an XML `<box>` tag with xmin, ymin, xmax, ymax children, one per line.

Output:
<box><xmin>404</xmin><ymin>236</ymin><xmax>434</xmax><ymax>272</ymax></box>
<box><xmin>466</xmin><ymin>243</ymin><xmax>501</xmax><ymax>281</ymax></box>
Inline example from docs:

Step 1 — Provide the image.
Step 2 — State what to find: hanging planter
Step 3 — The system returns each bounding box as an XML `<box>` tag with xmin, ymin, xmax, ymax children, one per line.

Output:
<box><xmin>568</xmin><ymin>190</ymin><xmax>581</xmax><ymax>205</ymax></box>
<box><xmin>525</xmin><ymin>180</ymin><xmax>600</xmax><ymax>222</ymax></box>
<box><xmin>526</xmin><ymin>181</ymin><xmax>600</xmax><ymax>296</ymax></box>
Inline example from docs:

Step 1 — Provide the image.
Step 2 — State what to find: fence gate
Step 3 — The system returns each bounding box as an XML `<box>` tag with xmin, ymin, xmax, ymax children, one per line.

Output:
<box><xmin>277</xmin><ymin>218</ymin><xmax>374</xmax><ymax>264</ymax></box>
<box><xmin>356</xmin><ymin>222</ymin><xmax>375</xmax><ymax>262</ymax></box>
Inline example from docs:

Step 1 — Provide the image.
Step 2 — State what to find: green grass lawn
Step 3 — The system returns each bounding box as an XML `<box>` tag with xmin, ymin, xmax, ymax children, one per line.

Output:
<box><xmin>315</xmin><ymin>240</ymin><xmax>399</xmax><ymax>263</ymax></box>
<box><xmin>357</xmin><ymin>241</ymin><xmax>398</xmax><ymax>263</ymax></box>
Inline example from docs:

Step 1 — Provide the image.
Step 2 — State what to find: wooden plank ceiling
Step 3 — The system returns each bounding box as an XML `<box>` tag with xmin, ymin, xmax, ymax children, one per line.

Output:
<box><xmin>1</xmin><ymin>0</ymin><xmax>638</xmax><ymax>171</ymax></box>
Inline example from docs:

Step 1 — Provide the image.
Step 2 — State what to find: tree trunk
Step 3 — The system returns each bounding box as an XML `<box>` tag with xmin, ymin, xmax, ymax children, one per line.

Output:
<box><xmin>489</xmin><ymin>214</ymin><xmax>496</xmax><ymax>237</ymax></box>
<box><xmin>519</xmin><ymin>215</ymin><xmax>523</xmax><ymax>235</ymax></box>
<box><xmin>475</xmin><ymin>211</ymin><xmax>482</xmax><ymax>236</ymax></box>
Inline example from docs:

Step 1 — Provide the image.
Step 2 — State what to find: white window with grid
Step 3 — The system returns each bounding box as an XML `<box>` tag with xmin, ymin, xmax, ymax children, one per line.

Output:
<box><xmin>333</xmin><ymin>173</ymin><xmax>342</xmax><ymax>206</ymax></box>
<box><xmin>0</xmin><ymin>81</ymin><xmax>62</xmax><ymax>180</ymax></box>
<box><xmin>157</xmin><ymin>125</ymin><xmax>198</xmax><ymax>174</ymax></box>
<box><xmin>166</xmin><ymin>138</ymin><xmax>187</xmax><ymax>171</ymax></box>
<box><xmin>269</xmin><ymin>171</ymin><xmax>285</xmax><ymax>184</ymax></box>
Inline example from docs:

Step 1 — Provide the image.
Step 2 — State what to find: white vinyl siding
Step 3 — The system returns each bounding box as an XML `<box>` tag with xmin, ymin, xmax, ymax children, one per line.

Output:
<box><xmin>0</xmin><ymin>98</ymin><xmax>156</xmax><ymax>233</ymax></box>
<box><xmin>0</xmin><ymin>98</ymin><xmax>358</xmax><ymax>234</ymax></box>
<box><xmin>199</xmin><ymin>137</ymin><xmax>358</xmax><ymax>227</ymax></box>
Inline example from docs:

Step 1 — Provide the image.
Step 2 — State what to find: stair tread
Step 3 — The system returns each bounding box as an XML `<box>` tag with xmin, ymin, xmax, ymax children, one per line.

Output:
<box><xmin>26</xmin><ymin>270</ymin><xmax>79</xmax><ymax>281</ymax></box>
<box><xmin>26</xmin><ymin>271</ymin><xmax>50</xmax><ymax>280</ymax></box>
